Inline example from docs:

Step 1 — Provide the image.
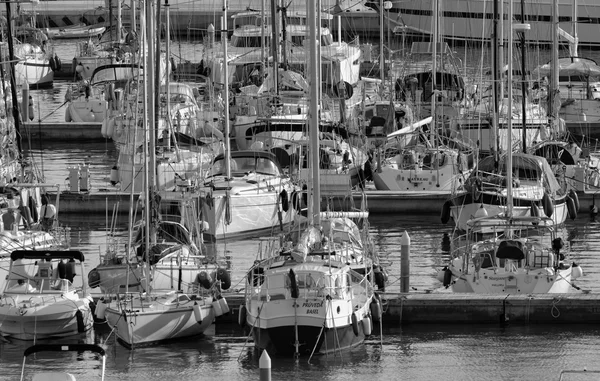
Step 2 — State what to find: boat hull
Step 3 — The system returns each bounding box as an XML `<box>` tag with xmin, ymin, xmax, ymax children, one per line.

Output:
<box><xmin>449</xmin><ymin>259</ymin><xmax>574</xmax><ymax>294</ymax></box>
<box><xmin>252</xmin><ymin>323</ymin><xmax>366</xmax><ymax>356</ymax></box>
<box><xmin>0</xmin><ymin>296</ymin><xmax>94</xmax><ymax>340</ymax></box>
<box><xmin>202</xmin><ymin>188</ymin><xmax>298</xmax><ymax>241</ymax></box>
<box><xmin>103</xmin><ymin>296</ymin><xmax>214</xmax><ymax>348</ymax></box>
<box><xmin>449</xmin><ymin>192</ymin><xmax>569</xmax><ymax>231</ymax></box>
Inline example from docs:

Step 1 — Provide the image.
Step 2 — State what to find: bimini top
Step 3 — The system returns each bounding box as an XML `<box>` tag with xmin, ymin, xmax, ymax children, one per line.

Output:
<box><xmin>473</xmin><ymin>152</ymin><xmax>562</xmax><ymax>194</ymax></box>
<box><xmin>11</xmin><ymin>250</ymin><xmax>85</xmax><ymax>262</ymax></box>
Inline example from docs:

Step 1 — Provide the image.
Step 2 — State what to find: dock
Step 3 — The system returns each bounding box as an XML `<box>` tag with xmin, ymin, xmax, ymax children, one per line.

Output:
<box><xmin>116</xmin><ymin>292</ymin><xmax>599</xmax><ymax>326</ymax></box>
<box><xmin>54</xmin><ymin>189</ymin><xmax>449</xmax><ymax>215</ymax></box>
<box><xmin>52</xmin><ymin>188</ymin><xmax>600</xmax><ymax>216</ymax></box>
<box><xmin>23</xmin><ymin>121</ymin><xmax>105</xmax><ymax>141</ymax></box>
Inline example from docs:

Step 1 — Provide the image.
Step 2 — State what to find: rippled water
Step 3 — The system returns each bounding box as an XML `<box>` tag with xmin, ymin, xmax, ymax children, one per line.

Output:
<box><xmin>4</xmin><ymin>41</ymin><xmax>600</xmax><ymax>380</ymax></box>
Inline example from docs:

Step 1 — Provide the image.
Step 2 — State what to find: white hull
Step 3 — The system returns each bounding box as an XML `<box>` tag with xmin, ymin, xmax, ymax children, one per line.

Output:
<box><xmin>15</xmin><ymin>59</ymin><xmax>54</xmax><ymax>88</ymax></box>
<box><xmin>202</xmin><ymin>191</ymin><xmax>297</xmax><ymax>240</ymax></box>
<box><xmin>449</xmin><ymin>194</ymin><xmax>569</xmax><ymax>232</ymax></box>
<box><xmin>450</xmin><ymin>266</ymin><xmax>574</xmax><ymax>293</ymax></box>
<box><xmin>0</xmin><ymin>292</ymin><xmax>94</xmax><ymax>340</ymax></box>
<box><xmin>103</xmin><ymin>294</ymin><xmax>215</xmax><ymax>347</ymax></box>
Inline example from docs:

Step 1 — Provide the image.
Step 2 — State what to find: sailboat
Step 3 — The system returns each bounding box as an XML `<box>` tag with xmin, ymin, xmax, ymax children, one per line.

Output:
<box><xmin>101</xmin><ymin>0</ymin><xmax>226</xmax><ymax>348</ymax></box>
<box><xmin>443</xmin><ymin>0</ymin><xmax>573</xmax><ymax>231</ymax></box>
<box><xmin>242</xmin><ymin>1</ymin><xmax>379</xmax><ymax>356</ymax></box>
<box><xmin>439</xmin><ymin>0</ymin><xmax>583</xmax><ymax>294</ymax></box>
<box><xmin>369</xmin><ymin>0</ymin><xmax>475</xmax><ymax>194</ymax></box>
<box><xmin>197</xmin><ymin>5</ymin><xmax>300</xmax><ymax>242</ymax></box>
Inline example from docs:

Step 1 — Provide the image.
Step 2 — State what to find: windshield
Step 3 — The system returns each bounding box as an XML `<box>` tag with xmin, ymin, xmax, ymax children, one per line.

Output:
<box><xmin>210</xmin><ymin>156</ymin><xmax>280</xmax><ymax>176</ymax></box>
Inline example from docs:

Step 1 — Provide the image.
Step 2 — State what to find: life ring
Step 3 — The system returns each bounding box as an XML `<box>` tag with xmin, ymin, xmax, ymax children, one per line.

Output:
<box><xmin>279</xmin><ymin>189</ymin><xmax>289</xmax><ymax>212</ymax></box>
<box><xmin>238</xmin><ymin>305</ymin><xmax>247</xmax><ymax>327</ymax></box>
<box><xmin>195</xmin><ymin>271</ymin><xmax>212</xmax><ymax>289</ymax></box>
<box><xmin>88</xmin><ymin>268</ymin><xmax>100</xmax><ymax>288</ymax></box>
<box><xmin>442</xmin><ymin>266</ymin><xmax>453</xmax><ymax>288</ymax></box>
<box><xmin>440</xmin><ymin>200</ymin><xmax>451</xmax><ymax>224</ymax></box>
<box><xmin>215</xmin><ymin>268</ymin><xmax>231</xmax><ymax>290</ymax></box>
<box><xmin>566</xmin><ymin>195</ymin><xmax>577</xmax><ymax>220</ymax></box>
<box><xmin>569</xmin><ymin>189</ymin><xmax>580</xmax><ymax>212</ymax></box>
<box><xmin>288</xmin><ymin>269</ymin><xmax>299</xmax><ymax>299</ymax></box>
<box><xmin>542</xmin><ymin>192</ymin><xmax>553</xmax><ymax>217</ymax></box>
<box><xmin>351</xmin><ymin>311</ymin><xmax>359</xmax><ymax>336</ymax></box>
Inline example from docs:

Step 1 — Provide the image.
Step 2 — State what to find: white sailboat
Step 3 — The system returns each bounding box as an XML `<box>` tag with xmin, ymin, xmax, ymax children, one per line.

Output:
<box><xmin>101</xmin><ymin>0</ymin><xmax>226</xmax><ymax>348</ymax></box>
<box><xmin>370</xmin><ymin>0</ymin><xmax>475</xmax><ymax>194</ymax></box>
<box><xmin>444</xmin><ymin>0</ymin><xmax>575</xmax><ymax>231</ymax></box>
<box><xmin>439</xmin><ymin>0</ymin><xmax>583</xmax><ymax>294</ymax></box>
<box><xmin>242</xmin><ymin>0</ymin><xmax>379</xmax><ymax>356</ymax></box>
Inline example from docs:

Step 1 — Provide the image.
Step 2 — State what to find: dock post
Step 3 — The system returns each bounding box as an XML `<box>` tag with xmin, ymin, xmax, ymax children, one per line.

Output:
<box><xmin>400</xmin><ymin>231</ymin><xmax>410</xmax><ymax>293</ymax></box>
<box><xmin>259</xmin><ymin>350</ymin><xmax>271</xmax><ymax>381</ymax></box>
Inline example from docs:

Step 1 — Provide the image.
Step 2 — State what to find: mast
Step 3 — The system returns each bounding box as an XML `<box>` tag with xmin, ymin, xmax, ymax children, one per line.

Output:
<box><xmin>4</xmin><ymin>1</ymin><xmax>22</xmax><ymax>156</ymax></box>
<box><xmin>548</xmin><ymin>0</ymin><xmax>559</xmax><ymax>135</ymax></box>
<box><xmin>430</xmin><ymin>0</ymin><xmax>438</xmax><ymax>147</ymax></box>
<box><xmin>379</xmin><ymin>0</ymin><xmax>384</xmax><ymax>85</ymax></box>
<box><xmin>492</xmin><ymin>0</ymin><xmax>499</xmax><ymax>158</ymax></box>
<box><xmin>571</xmin><ymin>0</ymin><xmax>578</xmax><ymax>57</ymax></box>
<box><xmin>507</xmin><ymin>0</ymin><xmax>514</xmax><ymax>217</ymax></box>
<box><xmin>270</xmin><ymin>0</ymin><xmax>279</xmax><ymax>92</ymax></box>
<box><xmin>519</xmin><ymin>0</ymin><xmax>527</xmax><ymax>152</ymax></box>
<box><xmin>308</xmin><ymin>0</ymin><xmax>320</xmax><ymax>227</ymax></box>
<box><xmin>222</xmin><ymin>0</ymin><xmax>231</xmax><ymax>180</ymax></box>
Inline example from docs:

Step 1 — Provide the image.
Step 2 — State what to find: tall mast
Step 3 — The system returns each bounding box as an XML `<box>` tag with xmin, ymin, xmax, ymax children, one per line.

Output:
<box><xmin>379</xmin><ymin>0</ymin><xmax>384</xmax><ymax>85</ymax></box>
<box><xmin>4</xmin><ymin>2</ymin><xmax>22</xmax><ymax>156</ymax></box>
<box><xmin>548</xmin><ymin>0</ymin><xmax>559</xmax><ymax>133</ymax></box>
<box><xmin>270</xmin><ymin>0</ymin><xmax>279</xmax><ymax>92</ymax></box>
<box><xmin>430</xmin><ymin>0</ymin><xmax>438</xmax><ymax>147</ymax></box>
<box><xmin>519</xmin><ymin>0</ymin><xmax>527</xmax><ymax>152</ymax></box>
<box><xmin>571</xmin><ymin>0</ymin><xmax>578</xmax><ymax>57</ymax></box>
<box><xmin>492</xmin><ymin>0</ymin><xmax>499</xmax><ymax>158</ymax></box>
<box><xmin>222</xmin><ymin>0</ymin><xmax>231</xmax><ymax>180</ymax></box>
<box><xmin>507</xmin><ymin>0</ymin><xmax>514</xmax><ymax>217</ymax></box>
<box><xmin>308</xmin><ymin>0</ymin><xmax>320</xmax><ymax>227</ymax></box>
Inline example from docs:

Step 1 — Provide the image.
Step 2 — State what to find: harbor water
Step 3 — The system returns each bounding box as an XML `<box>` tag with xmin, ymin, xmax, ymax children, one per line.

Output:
<box><xmin>3</xmin><ymin>40</ymin><xmax>600</xmax><ymax>380</ymax></box>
